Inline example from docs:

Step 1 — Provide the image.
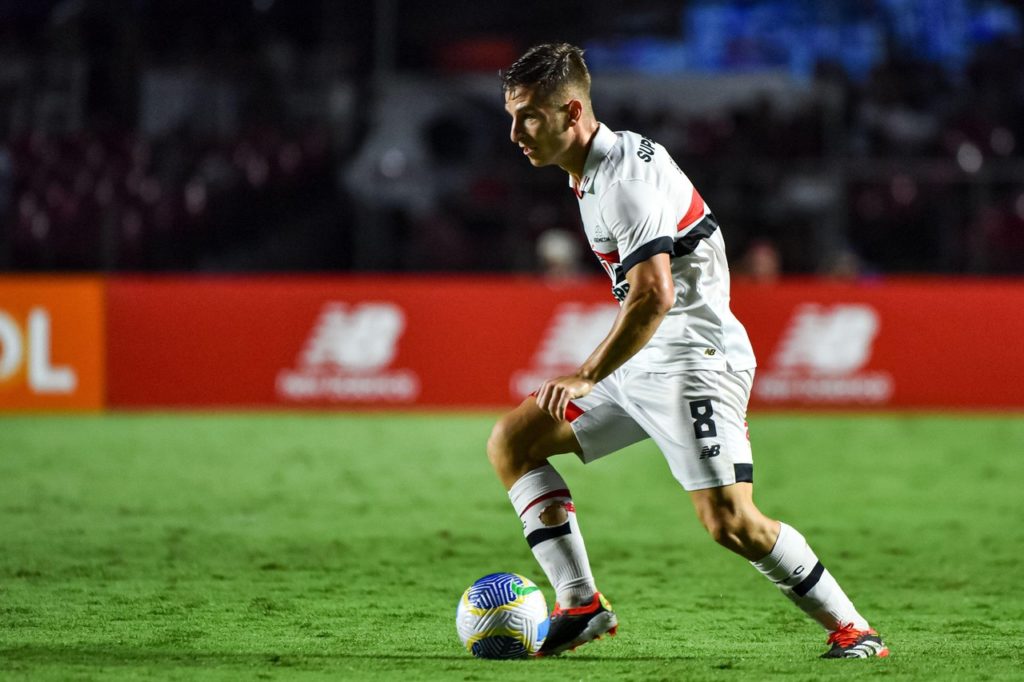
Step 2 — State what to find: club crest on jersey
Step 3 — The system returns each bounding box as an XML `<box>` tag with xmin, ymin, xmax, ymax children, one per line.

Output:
<box><xmin>611</xmin><ymin>281</ymin><xmax>630</xmax><ymax>302</ymax></box>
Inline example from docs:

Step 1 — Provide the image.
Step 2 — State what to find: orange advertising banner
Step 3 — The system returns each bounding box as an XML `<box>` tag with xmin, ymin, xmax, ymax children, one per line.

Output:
<box><xmin>105</xmin><ymin>276</ymin><xmax>1024</xmax><ymax>411</ymax></box>
<box><xmin>0</xmin><ymin>277</ymin><xmax>106</xmax><ymax>411</ymax></box>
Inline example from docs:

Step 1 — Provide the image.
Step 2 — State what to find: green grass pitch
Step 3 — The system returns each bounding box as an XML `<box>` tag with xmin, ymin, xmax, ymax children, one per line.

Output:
<box><xmin>1</xmin><ymin>412</ymin><xmax>1023</xmax><ymax>681</ymax></box>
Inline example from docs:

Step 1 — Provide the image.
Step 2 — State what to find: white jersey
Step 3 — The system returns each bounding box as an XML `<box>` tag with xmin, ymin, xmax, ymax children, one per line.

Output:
<box><xmin>571</xmin><ymin>124</ymin><xmax>756</xmax><ymax>373</ymax></box>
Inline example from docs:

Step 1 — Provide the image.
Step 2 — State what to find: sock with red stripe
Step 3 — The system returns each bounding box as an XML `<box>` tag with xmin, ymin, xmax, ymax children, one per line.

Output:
<box><xmin>508</xmin><ymin>464</ymin><xmax>596</xmax><ymax>608</ymax></box>
<box><xmin>751</xmin><ymin>522</ymin><xmax>870</xmax><ymax>631</ymax></box>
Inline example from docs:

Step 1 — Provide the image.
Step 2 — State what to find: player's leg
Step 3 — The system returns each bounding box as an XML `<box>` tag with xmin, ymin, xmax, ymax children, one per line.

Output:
<box><xmin>690</xmin><ymin>483</ymin><xmax>887</xmax><ymax>658</ymax></box>
<box><xmin>632</xmin><ymin>368</ymin><xmax>887</xmax><ymax>658</ymax></box>
<box><xmin>488</xmin><ymin>397</ymin><xmax>599</xmax><ymax>610</ymax></box>
<box><xmin>687</xmin><ymin>482</ymin><xmax>778</xmax><ymax>560</ymax></box>
<box><xmin>487</xmin><ymin>383</ymin><xmax>645</xmax><ymax>655</ymax></box>
<box><xmin>487</xmin><ymin>396</ymin><xmax>580</xmax><ymax>489</ymax></box>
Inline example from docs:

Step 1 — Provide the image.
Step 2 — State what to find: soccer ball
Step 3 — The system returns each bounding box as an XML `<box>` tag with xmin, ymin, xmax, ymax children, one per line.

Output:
<box><xmin>455</xmin><ymin>573</ymin><xmax>549</xmax><ymax>659</ymax></box>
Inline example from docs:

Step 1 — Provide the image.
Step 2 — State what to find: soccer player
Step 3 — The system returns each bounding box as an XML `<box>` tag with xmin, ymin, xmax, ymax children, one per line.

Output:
<box><xmin>489</xmin><ymin>43</ymin><xmax>888</xmax><ymax>659</ymax></box>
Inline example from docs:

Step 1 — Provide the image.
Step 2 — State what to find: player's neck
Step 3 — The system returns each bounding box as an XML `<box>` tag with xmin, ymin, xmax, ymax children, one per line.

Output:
<box><xmin>561</xmin><ymin>119</ymin><xmax>600</xmax><ymax>184</ymax></box>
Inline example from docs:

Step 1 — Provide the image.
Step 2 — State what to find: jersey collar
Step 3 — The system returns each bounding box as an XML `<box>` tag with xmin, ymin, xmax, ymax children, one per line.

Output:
<box><xmin>569</xmin><ymin>123</ymin><xmax>615</xmax><ymax>197</ymax></box>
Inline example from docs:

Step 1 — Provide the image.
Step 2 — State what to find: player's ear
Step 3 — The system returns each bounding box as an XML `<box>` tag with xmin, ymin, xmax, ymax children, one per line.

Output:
<box><xmin>566</xmin><ymin>99</ymin><xmax>583</xmax><ymax>127</ymax></box>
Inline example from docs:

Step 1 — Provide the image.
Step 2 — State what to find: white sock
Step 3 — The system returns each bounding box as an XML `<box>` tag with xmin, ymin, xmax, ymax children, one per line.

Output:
<box><xmin>751</xmin><ymin>522</ymin><xmax>869</xmax><ymax>631</ymax></box>
<box><xmin>508</xmin><ymin>464</ymin><xmax>596</xmax><ymax>607</ymax></box>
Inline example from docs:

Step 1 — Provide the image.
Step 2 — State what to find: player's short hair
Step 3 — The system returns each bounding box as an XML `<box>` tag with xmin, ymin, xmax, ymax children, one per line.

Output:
<box><xmin>501</xmin><ymin>43</ymin><xmax>591</xmax><ymax>104</ymax></box>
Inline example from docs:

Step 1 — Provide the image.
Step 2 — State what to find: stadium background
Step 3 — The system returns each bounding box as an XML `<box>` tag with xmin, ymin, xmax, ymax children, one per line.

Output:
<box><xmin>2</xmin><ymin>1</ymin><xmax>1023</xmax><ymax>680</ymax></box>
<box><xmin>3</xmin><ymin>0</ymin><xmax>1023</xmax><ymax>412</ymax></box>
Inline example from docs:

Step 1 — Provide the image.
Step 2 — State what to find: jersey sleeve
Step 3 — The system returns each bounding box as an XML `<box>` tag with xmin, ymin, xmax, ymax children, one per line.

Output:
<box><xmin>598</xmin><ymin>179</ymin><xmax>676</xmax><ymax>273</ymax></box>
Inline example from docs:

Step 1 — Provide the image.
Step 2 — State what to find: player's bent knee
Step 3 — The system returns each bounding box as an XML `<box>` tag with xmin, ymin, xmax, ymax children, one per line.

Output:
<box><xmin>699</xmin><ymin>509</ymin><xmax>776</xmax><ymax>559</ymax></box>
<box><xmin>698</xmin><ymin>505</ymin><xmax>745</xmax><ymax>544</ymax></box>
<box><xmin>486</xmin><ymin>411</ymin><xmax>542</xmax><ymax>470</ymax></box>
<box><xmin>486</xmin><ymin>416</ymin><xmax>517</xmax><ymax>467</ymax></box>
<box><xmin>700</xmin><ymin>513</ymin><xmax>735</xmax><ymax>548</ymax></box>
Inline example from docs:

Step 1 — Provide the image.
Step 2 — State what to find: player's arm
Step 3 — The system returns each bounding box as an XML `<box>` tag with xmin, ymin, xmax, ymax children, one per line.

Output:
<box><xmin>534</xmin><ymin>252</ymin><xmax>674</xmax><ymax>421</ymax></box>
<box><xmin>579</xmin><ymin>253</ymin><xmax>674</xmax><ymax>382</ymax></box>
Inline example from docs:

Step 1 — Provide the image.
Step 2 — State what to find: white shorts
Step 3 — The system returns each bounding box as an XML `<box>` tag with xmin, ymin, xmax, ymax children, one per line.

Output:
<box><xmin>567</xmin><ymin>368</ymin><xmax>755</xmax><ymax>491</ymax></box>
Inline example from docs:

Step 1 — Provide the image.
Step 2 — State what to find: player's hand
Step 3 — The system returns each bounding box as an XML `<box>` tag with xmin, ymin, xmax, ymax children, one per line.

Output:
<box><xmin>535</xmin><ymin>374</ymin><xmax>594</xmax><ymax>422</ymax></box>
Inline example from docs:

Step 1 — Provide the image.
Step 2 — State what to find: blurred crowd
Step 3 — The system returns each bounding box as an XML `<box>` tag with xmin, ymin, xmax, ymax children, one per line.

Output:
<box><xmin>620</xmin><ymin>41</ymin><xmax>1024</xmax><ymax>277</ymax></box>
<box><xmin>1</xmin><ymin>1</ymin><xmax>1022</xmax><ymax>276</ymax></box>
<box><xmin>383</xmin><ymin>37</ymin><xmax>1024</xmax><ymax>279</ymax></box>
<box><xmin>4</xmin><ymin>127</ymin><xmax>333</xmax><ymax>270</ymax></box>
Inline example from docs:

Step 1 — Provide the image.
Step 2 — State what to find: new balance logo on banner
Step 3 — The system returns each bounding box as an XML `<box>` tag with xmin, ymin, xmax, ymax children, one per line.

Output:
<box><xmin>510</xmin><ymin>303</ymin><xmax>620</xmax><ymax>399</ymax></box>
<box><xmin>300</xmin><ymin>303</ymin><xmax>402</xmax><ymax>372</ymax></box>
<box><xmin>755</xmin><ymin>304</ymin><xmax>893</xmax><ymax>404</ymax></box>
<box><xmin>773</xmin><ymin>304</ymin><xmax>878</xmax><ymax>374</ymax></box>
<box><xmin>276</xmin><ymin>302</ymin><xmax>419</xmax><ymax>402</ymax></box>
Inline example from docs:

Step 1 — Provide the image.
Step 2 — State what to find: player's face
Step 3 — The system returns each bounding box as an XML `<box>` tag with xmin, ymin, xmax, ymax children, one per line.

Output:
<box><xmin>504</xmin><ymin>86</ymin><xmax>572</xmax><ymax>169</ymax></box>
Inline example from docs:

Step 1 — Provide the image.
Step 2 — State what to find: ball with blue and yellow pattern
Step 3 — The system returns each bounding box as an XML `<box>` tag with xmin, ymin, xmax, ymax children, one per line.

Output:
<box><xmin>455</xmin><ymin>573</ymin><xmax>549</xmax><ymax>658</ymax></box>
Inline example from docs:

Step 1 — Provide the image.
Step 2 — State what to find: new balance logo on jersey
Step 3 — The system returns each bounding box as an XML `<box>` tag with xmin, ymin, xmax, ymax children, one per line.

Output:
<box><xmin>755</xmin><ymin>304</ymin><xmax>893</xmax><ymax>404</ymax></box>
<box><xmin>510</xmin><ymin>303</ymin><xmax>620</xmax><ymax>398</ymax></box>
<box><xmin>276</xmin><ymin>302</ymin><xmax>419</xmax><ymax>402</ymax></box>
<box><xmin>699</xmin><ymin>445</ymin><xmax>721</xmax><ymax>459</ymax></box>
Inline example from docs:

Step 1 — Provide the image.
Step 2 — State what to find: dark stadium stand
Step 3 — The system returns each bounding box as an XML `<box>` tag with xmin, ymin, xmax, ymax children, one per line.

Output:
<box><xmin>0</xmin><ymin>0</ymin><xmax>1022</xmax><ymax>274</ymax></box>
